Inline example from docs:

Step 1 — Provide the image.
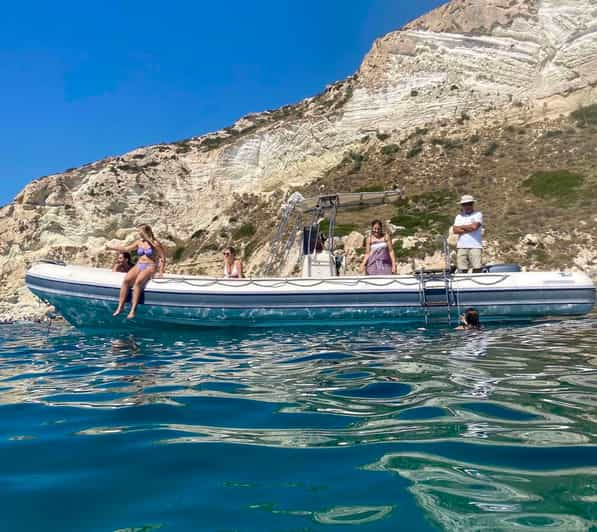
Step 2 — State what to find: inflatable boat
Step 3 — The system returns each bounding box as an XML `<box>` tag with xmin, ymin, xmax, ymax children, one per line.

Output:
<box><xmin>25</xmin><ymin>192</ymin><xmax>596</xmax><ymax>329</ymax></box>
<box><xmin>26</xmin><ymin>261</ymin><xmax>595</xmax><ymax>330</ymax></box>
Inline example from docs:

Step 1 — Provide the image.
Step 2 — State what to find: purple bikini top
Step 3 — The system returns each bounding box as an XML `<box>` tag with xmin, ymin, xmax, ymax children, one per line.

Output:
<box><xmin>137</xmin><ymin>246</ymin><xmax>154</xmax><ymax>257</ymax></box>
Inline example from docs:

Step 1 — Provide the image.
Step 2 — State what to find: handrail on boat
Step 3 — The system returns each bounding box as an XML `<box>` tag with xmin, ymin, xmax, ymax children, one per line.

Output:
<box><xmin>148</xmin><ymin>273</ymin><xmax>510</xmax><ymax>289</ymax></box>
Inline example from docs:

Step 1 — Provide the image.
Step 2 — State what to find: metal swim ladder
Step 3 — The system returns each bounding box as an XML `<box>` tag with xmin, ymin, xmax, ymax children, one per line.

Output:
<box><xmin>417</xmin><ymin>239</ymin><xmax>455</xmax><ymax>326</ymax></box>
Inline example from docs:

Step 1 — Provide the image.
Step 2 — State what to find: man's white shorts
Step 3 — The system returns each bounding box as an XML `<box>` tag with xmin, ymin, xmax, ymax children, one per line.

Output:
<box><xmin>457</xmin><ymin>248</ymin><xmax>482</xmax><ymax>271</ymax></box>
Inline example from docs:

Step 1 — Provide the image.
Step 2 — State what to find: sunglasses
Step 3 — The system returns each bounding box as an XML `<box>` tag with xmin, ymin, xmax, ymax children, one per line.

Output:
<box><xmin>223</xmin><ymin>252</ymin><xmax>230</xmax><ymax>256</ymax></box>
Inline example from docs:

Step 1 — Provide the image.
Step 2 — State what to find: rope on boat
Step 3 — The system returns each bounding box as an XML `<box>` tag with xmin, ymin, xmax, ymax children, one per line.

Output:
<box><xmin>149</xmin><ymin>273</ymin><xmax>509</xmax><ymax>290</ymax></box>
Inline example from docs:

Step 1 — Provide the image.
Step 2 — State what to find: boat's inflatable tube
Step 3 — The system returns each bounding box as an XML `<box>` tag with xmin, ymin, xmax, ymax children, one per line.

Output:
<box><xmin>25</xmin><ymin>262</ymin><xmax>596</xmax><ymax>330</ymax></box>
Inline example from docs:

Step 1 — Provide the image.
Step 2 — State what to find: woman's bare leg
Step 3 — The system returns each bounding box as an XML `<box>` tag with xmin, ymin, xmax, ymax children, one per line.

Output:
<box><xmin>113</xmin><ymin>268</ymin><xmax>138</xmax><ymax>316</ymax></box>
<box><xmin>127</xmin><ymin>267</ymin><xmax>155</xmax><ymax>319</ymax></box>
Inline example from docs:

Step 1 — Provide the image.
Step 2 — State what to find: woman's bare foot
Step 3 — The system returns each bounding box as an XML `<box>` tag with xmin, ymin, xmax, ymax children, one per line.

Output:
<box><xmin>113</xmin><ymin>306</ymin><xmax>123</xmax><ymax>317</ymax></box>
<box><xmin>126</xmin><ymin>311</ymin><xmax>136</xmax><ymax>320</ymax></box>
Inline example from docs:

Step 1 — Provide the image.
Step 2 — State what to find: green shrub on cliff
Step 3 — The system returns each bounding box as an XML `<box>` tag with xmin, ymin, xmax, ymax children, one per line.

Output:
<box><xmin>233</xmin><ymin>223</ymin><xmax>256</xmax><ymax>239</ymax></box>
<box><xmin>391</xmin><ymin>190</ymin><xmax>455</xmax><ymax>236</ymax></box>
<box><xmin>522</xmin><ymin>170</ymin><xmax>584</xmax><ymax>201</ymax></box>
<box><xmin>571</xmin><ymin>104</ymin><xmax>597</xmax><ymax>126</ymax></box>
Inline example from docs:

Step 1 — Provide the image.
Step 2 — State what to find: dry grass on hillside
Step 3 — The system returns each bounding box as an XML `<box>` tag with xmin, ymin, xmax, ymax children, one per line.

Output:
<box><xmin>168</xmin><ymin>111</ymin><xmax>597</xmax><ymax>273</ymax></box>
<box><xmin>298</xmin><ymin>113</ymin><xmax>597</xmax><ymax>268</ymax></box>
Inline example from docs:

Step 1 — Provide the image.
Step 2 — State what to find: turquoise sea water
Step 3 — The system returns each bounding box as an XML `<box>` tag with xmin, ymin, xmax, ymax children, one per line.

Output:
<box><xmin>0</xmin><ymin>319</ymin><xmax>596</xmax><ymax>531</ymax></box>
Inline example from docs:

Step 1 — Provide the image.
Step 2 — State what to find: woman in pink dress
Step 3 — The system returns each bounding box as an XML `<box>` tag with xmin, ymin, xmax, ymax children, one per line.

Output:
<box><xmin>360</xmin><ymin>220</ymin><xmax>397</xmax><ymax>275</ymax></box>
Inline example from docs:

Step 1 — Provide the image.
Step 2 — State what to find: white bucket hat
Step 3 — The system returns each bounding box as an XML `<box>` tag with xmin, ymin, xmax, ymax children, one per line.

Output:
<box><xmin>459</xmin><ymin>194</ymin><xmax>475</xmax><ymax>204</ymax></box>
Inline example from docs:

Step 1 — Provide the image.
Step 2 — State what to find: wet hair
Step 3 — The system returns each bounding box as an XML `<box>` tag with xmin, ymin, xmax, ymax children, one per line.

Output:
<box><xmin>464</xmin><ymin>308</ymin><xmax>481</xmax><ymax>329</ymax></box>
<box><xmin>120</xmin><ymin>251</ymin><xmax>132</xmax><ymax>264</ymax></box>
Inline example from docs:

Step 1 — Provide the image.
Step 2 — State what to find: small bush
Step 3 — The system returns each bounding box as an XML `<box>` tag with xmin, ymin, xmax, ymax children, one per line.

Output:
<box><xmin>233</xmin><ymin>223</ymin><xmax>256</xmax><ymax>239</ymax></box>
<box><xmin>173</xmin><ymin>246</ymin><xmax>186</xmax><ymax>262</ymax></box>
<box><xmin>527</xmin><ymin>247</ymin><xmax>548</xmax><ymax>263</ymax></box>
<box><xmin>349</xmin><ymin>152</ymin><xmax>365</xmax><ymax>171</ymax></box>
<box><xmin>522</xmin><ymin>170</ymin><xmax>584</xmax><ymax>201</ymax></box>
<box><xmin>376</xmin><ymin>132</ymin><xmax>390</xmax><ymax>141</ymax></box>
<box><xmin>431</xmin><ymin>137</ymin><xmax>461</xmax><ymax>150</ymax></box>
<box><xmin>191</xmin><ymin>229</ymin><xmax>205</xmax><ymax>239</ymax></box>
<box><xmin>390</xmin><ymin>189</ymin><xmax>455</xmax><ymax>236</ymax></box>
<box><xmin>571</xmin><ymin>104</ymin><xmax>597</xmax><ymax>126</ymax></box>
<box><xmin>201</xmin><ymin>136</ymin><xmax>228</xmax><ymax>150</ymax></box>
<box><xmin>175</xmin><ymin>140</ymin><xmax>192</xmax><ymax>153</ymax></box>
<box><xmin>407</xmin><ymin>145</ymin><xmax>423</xmax><ymax>158</ymax></box>
<box><xmin>457</xmin><ymin>111</ymin><xmax>470</xmax><ymax>124</ymax></box>
<box><xmin>342</xmin><ymin>151</ymin><xmax>365</xmax><ymax>172</ymax></box>
<box><xmin>483</xmin><ymin>142</ymin><xmax>498</xmax><ymax>156</ymax></box>
<box><xmin>391</xmin><ymin>213</ymin><xmax>451</xmax><ymax>236</ymax></box>
<box><xmin>381</xmin><ymin>144</ymin><xmax>399</xmax><ymax>156</ymax></box>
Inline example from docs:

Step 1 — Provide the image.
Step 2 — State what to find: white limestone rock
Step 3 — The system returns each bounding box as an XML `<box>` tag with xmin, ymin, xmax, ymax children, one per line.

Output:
<box><xmin>343</xmin><ymin>231</ymin><xmax>366</xmax><ymax>251</ymax></box>
<box><xmin>522</xmin><ymin>234</ymin><xmax>541</xmax><ymax>246</ymax></box>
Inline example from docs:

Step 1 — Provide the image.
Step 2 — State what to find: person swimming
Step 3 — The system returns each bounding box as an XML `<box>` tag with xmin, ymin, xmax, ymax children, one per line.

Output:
<box><xmin>106</xmin><ymin>224</ymin><xmax>166</xmax><ymax>319</ymax></box>
<box><xmin>455</xmin><ymin>308</ymin><xmax>482</xmax><ymax>330</ymax></box>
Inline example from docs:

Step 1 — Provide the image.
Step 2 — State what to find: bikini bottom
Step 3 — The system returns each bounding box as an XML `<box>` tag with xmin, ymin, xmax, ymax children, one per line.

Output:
<box><xmin>137</xmin><ymin>262</ymin><xmax>155</xmax><ymax>272</ymax></box>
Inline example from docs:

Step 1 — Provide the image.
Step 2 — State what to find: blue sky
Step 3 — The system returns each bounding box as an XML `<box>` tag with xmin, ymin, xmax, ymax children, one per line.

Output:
<box><xmin>0</xmin><ymin>0</ymin><xmax>445</xmax><ymax>206</ymax></box>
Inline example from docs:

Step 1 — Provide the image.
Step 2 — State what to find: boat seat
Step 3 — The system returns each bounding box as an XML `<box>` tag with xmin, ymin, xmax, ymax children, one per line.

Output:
<box><xmin>302</xmin><ymin>251</ymin><xmax>336</xmax><ymax>278</ymax></box>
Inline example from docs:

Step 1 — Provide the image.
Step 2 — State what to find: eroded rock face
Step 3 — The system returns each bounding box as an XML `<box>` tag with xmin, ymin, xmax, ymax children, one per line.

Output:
<box><xmin>1</xmin><ymin>0</ymin><xmax>597</xmax><ymax>320</ymax></box>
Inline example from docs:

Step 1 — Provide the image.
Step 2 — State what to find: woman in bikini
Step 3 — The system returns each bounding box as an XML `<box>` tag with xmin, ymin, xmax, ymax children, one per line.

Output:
<box><xmin>360</xmin><ymin>219</ymin><xmax>397</xmax><ymax>275</ymax></box>
<box><xmin>107</xmin><ymin>224</ymin><xmax>166</xmax><ymax>319</ymax></box>
<box><xmin>222</xmin><ymin>247</ymin><xmax>244</xmax><ymax>278</ymax></box>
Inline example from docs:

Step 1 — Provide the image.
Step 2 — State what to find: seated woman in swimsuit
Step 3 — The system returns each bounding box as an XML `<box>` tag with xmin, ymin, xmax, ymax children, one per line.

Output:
<box><xmin>106</xmin><ymin>224</ymin><xmax>166</xmax><ymax>319</ymax></box>
<box><xmin>222</xmin><ymin>247</ymin><xmax>244</xmax><ymax>278</ymax></box>
<box><xmin>360</xmin><ymin>219</ymin><xmax>397</xmax><ymax>275</ymax></box>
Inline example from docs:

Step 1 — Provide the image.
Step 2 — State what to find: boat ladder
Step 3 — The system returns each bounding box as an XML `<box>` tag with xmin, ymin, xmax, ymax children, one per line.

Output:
<box><xmin>417</xmin><ymin>269</ymin><xmax>454</xmax><ymax>326</ymax></box>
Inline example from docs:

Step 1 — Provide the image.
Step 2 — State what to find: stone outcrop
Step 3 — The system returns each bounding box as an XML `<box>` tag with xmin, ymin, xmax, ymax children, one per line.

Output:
<box><xmin>1</xmin><ymin>0</ymin><xmax>596</xmax><ymax>320</ymax></box>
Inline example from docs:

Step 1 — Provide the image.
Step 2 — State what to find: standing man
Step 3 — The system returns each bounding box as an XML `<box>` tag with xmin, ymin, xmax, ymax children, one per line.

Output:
<box><xmin>453</xmin><ymin>194</ymin><xmax>483</xmax><ymax>273</ymax></box>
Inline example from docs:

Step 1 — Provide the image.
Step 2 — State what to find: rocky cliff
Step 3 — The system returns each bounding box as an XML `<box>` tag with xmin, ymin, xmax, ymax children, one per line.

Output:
<box><xmin>1</xmin><ymin>0</ymin><xmax>597</xmax><ymax>320</ymax></box>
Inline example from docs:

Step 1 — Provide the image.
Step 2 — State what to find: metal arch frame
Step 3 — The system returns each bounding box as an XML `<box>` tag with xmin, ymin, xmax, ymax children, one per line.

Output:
<box><xmin>261</xmin><ymin>190</ymin><xmax>401</xmax><ymax>277</ymax></box>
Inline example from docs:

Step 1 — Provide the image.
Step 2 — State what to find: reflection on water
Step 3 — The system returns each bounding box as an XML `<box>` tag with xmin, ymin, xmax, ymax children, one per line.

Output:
<box><xmin>0</xmin><ymin>318</ymin><xmax>596</xmax><ymax>530</ymax></box>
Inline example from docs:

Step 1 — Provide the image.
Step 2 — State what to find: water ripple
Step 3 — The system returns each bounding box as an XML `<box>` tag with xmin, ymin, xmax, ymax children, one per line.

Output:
<box><xmin>0</xmin><ymin>317</ymin><xmax>596</xmax><ymax>530</ymax></box>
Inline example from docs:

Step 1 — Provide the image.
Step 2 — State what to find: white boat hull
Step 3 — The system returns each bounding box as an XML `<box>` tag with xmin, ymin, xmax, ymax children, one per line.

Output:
<box><xmin>26</xmin><ymin>262</ymin><xmax>596</xmax><ymax>329</ymax></box>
